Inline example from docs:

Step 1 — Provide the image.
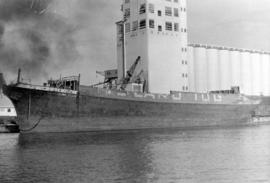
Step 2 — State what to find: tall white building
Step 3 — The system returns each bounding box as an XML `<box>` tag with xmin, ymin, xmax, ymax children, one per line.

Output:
<box><xmin>116</xmin><ymin>0</ymin><xmax>270</xmax><ymax>96</ymax></box>
<box><xmin>117</xmin><ymin>0</ymin><xmax>188</xmax><ymax>94</ymax></box>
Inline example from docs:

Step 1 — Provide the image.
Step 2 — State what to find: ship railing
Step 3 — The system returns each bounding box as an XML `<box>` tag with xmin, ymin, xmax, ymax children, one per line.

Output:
<box><xmin>17</xmin><ymin>83</ymin><xmax>78</xmax><ymax>95</ymax></box>
<box><xmin>79</xmin><ymin>86</ymin><xmax>258</xmax><ymax>105</ymax></box>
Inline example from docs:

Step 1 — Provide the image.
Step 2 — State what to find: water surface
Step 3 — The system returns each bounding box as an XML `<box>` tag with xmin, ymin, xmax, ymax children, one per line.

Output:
<box><xmin>0</xmin><ymin>125</ymin><xmax>270</xmax><ymax>183</ymax></box>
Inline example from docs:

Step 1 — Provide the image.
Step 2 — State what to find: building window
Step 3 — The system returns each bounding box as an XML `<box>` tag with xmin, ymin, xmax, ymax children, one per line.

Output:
<box><xmin>182</xmin><ymin>60</ymin><xmax>188</xmax><ymax>65</ymax></box>
<box><xmin>181</xmin><ymin>7</ymin><xmax>186</xmax><ymax>12</ymax></box>
<box><xmin>165</xmin><ymin>22</ymin><xmax>172</xmax><ymax>31</ymax></box>
<box><xmin>184</xmin><ymin>28</ymin><xmax>187</xmax><ymax>33</ymax></box>
<box><xmin>174</xmin><ymin>23</ymin><xmax>179</xmax><ymax>31</ymax></box>
<box><xmin>182</xmin><ymin>73</ymin><xmax>188</xmax><ymax>78</ymax></box>
<box><xmin>181</xmin><ymin>60</ymin><xmax>188</xmax><ymax>65</ymax></box>
<box><xmin>182</xmin><ymin>86</ymin><xmax>188</xmax><ymax>91</ymax></box>
<box><xmin>149</xmin><ymin>19</ymin><xmax>155</xmax><ymax>29</ymax></box>
<box><xmin>140</xmin><ymin>19</ymin><xmax>146</xmax><ymax>29</ymax></box>
<box><xmin>174</xmin><ymin>8</ymin><xmax>179</xmax><ymax>17</ymax></box>
<box><xmin>125</xmin><ymin>22</ymin><xmax>130</xmax><ymax>33</ymax></box>
<box><xmin>158</xmin><ymin>10</ymin><xmax>162</xmax><ymax>16</ymax></box>
<box><xmin>125</xmin><ymin>0</ymin><xmax>130</xmax><ymax>3</ymax></box>
<box><xmin>140</xmin><ymin>4</ymin><xmax>146</xmax><ymax>14</ymax></box>
<box><xmin>174</xmin><ymin>0</ymin><xmax>178</xmax><ymax>2</ymax></box>
<box><xmin>124</xmin><ymin>8</ymin><xmax>130</xmax><ymax>19</ymax></box>
<box><xmin>158</xmin><ymin>25</ymin><xmax>162</xmax><ymax>31</ymax></box>
<box><xmin>165</xmin><ymin>7</ymin><xmax>172</xmax><ymax>16</ymax></box>
<box><xmin>7</xmin><ymin>108</ymin><xmax>11</xmax><ymax>113</ymax></box>
<box><xmin>149</xmin><ymin>3</ymin><xmax>155</xmax><ymax>13</ymax></box>
<box><xmin>132</xmin><ymin>21</ymin><xmax>138</xmax><ymax>31</ymax></box>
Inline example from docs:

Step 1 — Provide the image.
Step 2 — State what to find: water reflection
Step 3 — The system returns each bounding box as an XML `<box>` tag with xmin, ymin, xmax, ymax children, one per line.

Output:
<box><xmin>17</xmin><ymin>131</ymin><xmax>157</xmax><ymax>182</ymax></box>
<box><xmin>0</xmin><ymin>134</ymin><xmax>20</xmax><ymax>182</ymax></box>
<box><xmin>0</xmin><ymin>125</ymin><xmax>270</xmax><ymax>182</ymax></box>
<box><xmin>0</xmin><ymin>134</ymin><xmax>19</xmax><ymax>149</ymax></box>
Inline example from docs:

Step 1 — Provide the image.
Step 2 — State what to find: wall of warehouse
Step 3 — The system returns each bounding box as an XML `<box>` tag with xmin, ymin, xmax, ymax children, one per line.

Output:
<box><xmin>0</xmin><ymin>92</ymin><xmax>17</xmax><ymax>117</ymax></box>
<box><xmin>188</xmin><ymin>44</ymin><xmax>270</xmax><ymax>96</ymax></box>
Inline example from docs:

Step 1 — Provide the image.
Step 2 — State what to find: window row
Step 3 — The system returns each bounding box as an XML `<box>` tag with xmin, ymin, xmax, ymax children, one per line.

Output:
<box><xmin>124</xmin><ymin>4</ymin><xmax>186</xmax><ymax>18</ymax></box>
<box><xmin>166</xmin><ymin>0</ymin><xmax>179</xmax><ymax>3</ymax></box>
<box><xmin>125</xmin><ymin>20</ymin><xmax>186</xmax><ymax>32</ymax></box>
<box><xmin>153</xmin><ymin>5</ymin><xmax>186</xmax><ymax>16</ymax></box>
<box><xmin>125</xmin><ymin>0</ymin><xmax>178</xmax><ymax>3</ymax></box>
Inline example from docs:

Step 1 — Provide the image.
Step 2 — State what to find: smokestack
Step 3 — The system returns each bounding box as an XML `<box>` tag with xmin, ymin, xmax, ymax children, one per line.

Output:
<box><xmin>0</xmin><ymin>73</ymin><xmax>6</xmax><ymax>91</ymax></box>
<box><xmin>17</xmin><ymin>68</ymin><xmax>21</xmax><ymax>84</ymax></box>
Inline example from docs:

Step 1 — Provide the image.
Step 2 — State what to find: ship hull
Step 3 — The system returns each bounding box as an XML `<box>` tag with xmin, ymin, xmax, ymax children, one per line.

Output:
<box><xmin>3</xmin><ymin>85</ymin><xmax>261</xmax><ymax>133</ymax></box>
<box><xmin>17</xmin><ymin>106</ymin><xmax>255</xmax><ymax>133</ymax></box>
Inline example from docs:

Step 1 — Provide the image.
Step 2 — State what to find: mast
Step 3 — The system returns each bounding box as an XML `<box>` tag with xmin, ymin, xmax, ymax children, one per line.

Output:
<box><xmin>121</xmin><ymin>19</ymin><xmax>127</xmax><ymax>79</ymax></box>
<box><xmin>76</xmin><ymin>74</ymin><xmax>81</xmax><ymax>117</ymax></box>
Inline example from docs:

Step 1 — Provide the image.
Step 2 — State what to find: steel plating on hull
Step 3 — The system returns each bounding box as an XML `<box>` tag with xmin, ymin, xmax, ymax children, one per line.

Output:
<box><xmin>3</xmin><ymin>83</ymin><xmax>265</xmax><ymax>133</ymax></box>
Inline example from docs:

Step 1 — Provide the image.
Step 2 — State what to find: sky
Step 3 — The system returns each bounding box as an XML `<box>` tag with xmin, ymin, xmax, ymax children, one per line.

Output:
<box><xmin>188</xmin><ymin>0</ymin><xmax>270</xmax><ymax>50</ymax></box>
<box><xmin>1</xmin><ymin>0</ymin><xmax>270</xmax><ymax>85</ymax></box>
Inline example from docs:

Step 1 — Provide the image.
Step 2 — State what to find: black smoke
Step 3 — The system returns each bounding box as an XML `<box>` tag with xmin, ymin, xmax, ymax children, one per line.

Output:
<box><xmin>0</xmin><ymin>23</ymin><xmax>4</xmax><ymax>37</ymax></box>
<box><xmin>0</xmin><ymin>0</ymin><xmax>79</xmax><ymax>81</ymax></box>
<box><xmin>0</xmin><ymin>0</ymin><xmax>53</xmax><ymax>20</ymax></box>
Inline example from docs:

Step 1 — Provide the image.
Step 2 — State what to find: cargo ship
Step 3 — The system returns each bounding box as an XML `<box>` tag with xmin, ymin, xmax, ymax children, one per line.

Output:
<box><xmin>2</xmin><ymin>0</ymin><xmax>270</xmax><ymax>133</ymax></box>
<box><xmin>1</xmin><ymin>68</ymin><xmax>266</xmax><ymax>133</ymax></box>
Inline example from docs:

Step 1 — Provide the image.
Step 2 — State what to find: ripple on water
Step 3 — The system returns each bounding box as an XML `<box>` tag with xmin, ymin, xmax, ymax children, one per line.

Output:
<box><xmin>0</xmin><ymin>125</ymin><xmax>270</xmax><ymax>183</ymax></box>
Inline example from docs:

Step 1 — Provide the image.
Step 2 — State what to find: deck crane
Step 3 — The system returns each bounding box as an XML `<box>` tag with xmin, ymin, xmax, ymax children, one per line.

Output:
<box><xmin>120</xmin><ymin>56</ymin><xmax>141</xmax><ymax>90</ymax></box>
<box><xmin>132</xmin><ymin>69</ymin><xmax>144</xmax><ymax>84</ymax></box>
<box><xmin>92</xmin><ymin>70</ymin><xmax>118</xmax><ymax>88</ymax></box>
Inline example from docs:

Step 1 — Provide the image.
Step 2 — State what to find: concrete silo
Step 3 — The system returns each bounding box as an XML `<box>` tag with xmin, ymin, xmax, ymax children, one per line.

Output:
<box><xmin>230</xmin><ymin>50</ymin><xmax>241</xmax><ymax>89</ymax></box>
<box><xmin>206</xmin><ymin>47</ymin><xmax>219</xmax><ymax>91</ymax></box>
<box><xmin>240</xmin><ymin>51</ymin><xmax>252</xmax><ymax>95</ymax></box>
<box><xmin>261</xmin><ymin>54</ymin><xmax>270</xmax><ymax>96</ymax></box>
<box><xmin>219</xmin><ymin>48</ymin><xmax>231</xmax><ymax>90</ymax></box>
<box><xmin>250</xmin><ymin>52</ymin><xmax>262</xmax><ymax>96</ymax></box>
<box><xmin>187</xmin><ymin>46</ymin><xmax>195</xmax><ymax>92</ymax></box>
<box><xmin>194</xmin><ymin>45</ymin><xmax>208</xmax><ymax>93</ymax></box>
